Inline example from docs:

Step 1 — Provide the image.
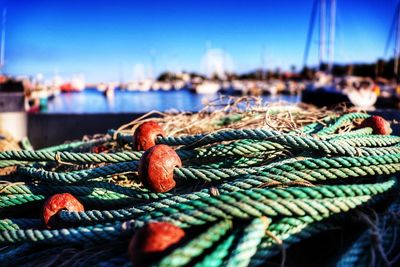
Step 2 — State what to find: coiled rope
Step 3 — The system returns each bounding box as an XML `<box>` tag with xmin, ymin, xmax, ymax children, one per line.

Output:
<box><xmin>1</xmin><ymin>111</ymin><xmax>399</xmax><ymax>266</ymax></box>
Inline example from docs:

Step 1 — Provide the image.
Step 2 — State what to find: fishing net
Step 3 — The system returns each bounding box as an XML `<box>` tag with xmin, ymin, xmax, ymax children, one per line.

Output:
<box><xmin>0</xmin><ymin>96</ymin><xmax>399</xmax><ymax>267</ymax></box>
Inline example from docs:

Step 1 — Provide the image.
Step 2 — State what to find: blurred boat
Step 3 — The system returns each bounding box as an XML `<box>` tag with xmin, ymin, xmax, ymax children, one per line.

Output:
<box><xmin>195</xmin><ymin>81</ymin><xmax>220</xmax><ymax>94</ymax></box>
<box><xmin>231</xmin><ymin>80</ymin><xmax>246</xmax><ymax>95</ymax></box>
<box><xmin>126</xmin><ymin>80</ymin><xmax>152</xmax><ymax>91</ymax></box>
<box><xmin>160</xmin><ymin>82</ymin><xmax>172</xmax><ymax>91</ymax></box>
<box><xmin>60</xmin><ymin>75</ymin><xmax>85</xmax><ymax>92</ymax></box>
<box><xmin>302</xmin><ymin>75</ymin><xmax>400</xmax><ymax>108</ymax></box>
<box><xmin>347</xmin><ymin>88</ymin><xmax>377</xmax><ymax>109</ymax></box>
<box><xmin>173</xmin><ymin>80</ymin><xmax>185</xmax><ymax>90</ymax></box>
<box><xmin>104</xmin><ymin>82</ymin><xmax>116</xmax><ymax>99</ymax></box>
<box><xmin>343</xmin><ymin>77</ymin><xmax>377</xmax><ymax>109</ymax></box>
<box><xmin>151</xmin><ymin>81</ymin><xmax>161</xmax><ymax>91</ymax></box>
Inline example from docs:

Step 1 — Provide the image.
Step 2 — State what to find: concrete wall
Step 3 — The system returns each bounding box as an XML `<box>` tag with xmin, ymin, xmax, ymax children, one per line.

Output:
<box><xmin>27</xmin><ymin>113</ymin><xmax>148</xmax><ymax>149</ymax></box>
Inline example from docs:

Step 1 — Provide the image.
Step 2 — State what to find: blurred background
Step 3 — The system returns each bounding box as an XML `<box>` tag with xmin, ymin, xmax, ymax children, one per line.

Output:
<box><xmin>0</xmin><ymin>0</ymin><xmax>399</xmax><ymax>147</ymax></box>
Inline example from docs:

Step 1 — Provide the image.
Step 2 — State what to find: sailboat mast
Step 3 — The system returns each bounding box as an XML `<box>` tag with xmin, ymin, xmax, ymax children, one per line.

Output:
<box><xmin>328</xmin><ymin>0</ymin><xmax>336</xmax><ymax>73</ymax></box>
<box><xmin>303</xmin><ymin>0</ymin><xmax>318</xmax><ymax>68</ymax></box>
<box><xmin>319</xmin><ymin>0</ymin><xmax>326</xmax><ymax>69</ymax></box>
<box><xmin>0</xmin><ymin>8</ymin><xmax>6</xmax><ymax>71</ymax></box>
<box><xmin>395</xmin><ymin>3</ymin><xmax>400</xmax><ymax>77</ymax></box>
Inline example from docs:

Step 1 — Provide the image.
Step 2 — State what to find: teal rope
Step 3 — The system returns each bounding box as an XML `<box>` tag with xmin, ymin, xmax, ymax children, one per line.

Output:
<box><xmin>251</xmin><ymin>215</ymin><xmax>334</xmax><ymax>264</ymax></box>
<box><xmin>174</xmin><ymin>153</ymin><xmax>400</xmax><ymax>182</ymax></box>
<box><xmin>0</xmin><ymin>139</ymin><xmax>284</xmax><ymax>172</ymax></box>
<box><xmin>0</xmin><ymin>182</ymin><xmax>168</xmax><ymax>201</ymax></box>
<box><xmin>330</xmin><ymin>135</ymin><xmax>400</xmax><ymax>147</ymax></box>
<box><xmin>316</xmin><ymin>113</ymin><xmax>370</xmax><ymax>135</ymax></box>
<box><xmin>0</xmin><ymin>194</ymin><xmax>45</xmax><ymax>208</ymax></box>
<box><xmin>58</xmin><ymin>180</ymin><xmax>395</xmax><ymax>225</ymax></box>
<box><xmin>17</xmin><ymin>151</ymin><xmax>400</xmax><ymax>186</ymax></box>
<box><xmin>40</xmin><ymin>137</ymin><xmax>111</xmax><ymax>152</ymax></box>
<box><xmin>17</xmin><ymin>161</ymin><xmax>138</xmax><ymax>184</ymax></box>
<box><xmin>0</xmin><ymin>219</ymin><xmax>42</xmax><ymax>230</ymax></box>
<box><xmin>339</xmin><ymin>127</ymin><xmax>374</xmax><ymax>136</ymax></box>
<box><xmin>111</xmin><ymin>128</ymin><xmax>363</xmax><ymax>156</ymax></box>
<box><xmin>152</xmin><ymin>220</ymin><xmax>233</xmax><ymax>267</ymax></box>
<box><xmin>194</xmin><ymin>230</ymin><xmax>239</xmax><ymax>267</ymax></box>
<box><xmin>225</xmin><ymin>217</ymin><xmax>269</xmax><ymax>267</ymax></box>
<box><xmin>0</xmin><ymin>150</ymin><xmax>142</xmax><ymax>163</ymax></box>
<box><xmin>1</xmin><ymin>112</ymin><xmax>399</xmax><ymax>265</ymax></box>
<box><xmin>158</xmin><ymin>129</ymin><xmax>362</xmax><ymax>156</ymax></box>
<box><xmin>0</xmin><ymin>220</ymin><xmax>143</xmax><ymax>244</ymax></box>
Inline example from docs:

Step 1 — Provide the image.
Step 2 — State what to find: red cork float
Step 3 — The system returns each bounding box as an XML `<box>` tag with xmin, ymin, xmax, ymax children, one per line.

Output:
<box><xmin>138</xmin><ymin>144</ymin><xmax>182</xmax><ymax>193</ymax></box>
<box><xmin>91</xmin><ymin>144</ymin><xmax>108</xmax><ymax>153</ymax></box>
<box><xmin>129</xmin><ymin>222</ymin><xmax>185</xmax><ymax>266</ymax></box>
<box><xmin>133</xmin><ymin>121</ymin><xmax>165</xmax><ymax>151</ymax></box>
<box><xmin>42</xmin><ymin>193</ymin><xmax>84</xmax><ymax>228</ymax></box>
<box><xmin>360</xmin><ymin>115</ymin><xmax>392</xmax><ymax>135</ymax></box>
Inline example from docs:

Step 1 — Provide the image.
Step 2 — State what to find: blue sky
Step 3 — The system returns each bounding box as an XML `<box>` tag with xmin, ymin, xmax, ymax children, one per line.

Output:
<box><xmin>1</xmin><ymin>0</ymin><xmax>398</xmax><ymax>82</ymax></box>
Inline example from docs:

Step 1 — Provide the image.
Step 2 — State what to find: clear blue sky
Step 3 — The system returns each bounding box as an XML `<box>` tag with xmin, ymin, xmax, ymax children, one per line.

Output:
<box><xmin>1</xmin><ymin>0</ymin><xmax>398</xmax><ymax>82</ymax></box>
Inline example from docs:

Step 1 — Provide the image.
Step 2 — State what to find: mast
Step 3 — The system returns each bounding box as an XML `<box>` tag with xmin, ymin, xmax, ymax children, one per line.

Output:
<box><xmin>319</xmin><ymin>0</ymin><xmax>326</xmax><ymax>69</ymax></box>
<box><xmin>383</xmin><ymin>2</ymin><xmax>399</xmax><ymax>58</ymax></box>
<box><xmin>260</xmin><ymin>45</ymin><xmax>266</xmax><ymax>80</ymax></box>
<box><xmin>395</xmin><ymin>2</ymin><xmax>400</xmax><ymax>77</ymax></box>
<box><xmin>327</xmin><ymin>0</ymin><xmax>336</xmax><ymax>72</ymax></box>
<box><xmin>0</xmin><ymin>8</ymin><xmax>6</xmax><ymax>72</ymax></box>
<box><xmin>303</xmin><ymin>0</ymin><xmax>319</xmax><ymax>68</ymax></box>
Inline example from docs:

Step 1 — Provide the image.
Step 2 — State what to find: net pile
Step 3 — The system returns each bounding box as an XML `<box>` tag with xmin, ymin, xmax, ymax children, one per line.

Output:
<box><xmin>0</xmin><ymin>98</ymin><xmax>399</xmax><ymax>267</ymax></box>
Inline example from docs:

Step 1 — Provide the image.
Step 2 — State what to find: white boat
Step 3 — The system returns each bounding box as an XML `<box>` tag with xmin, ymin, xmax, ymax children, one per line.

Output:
<box><xmin>126</xmin><ymin>81</ymin><xmax>139</xmax><ymax>91</ymax></box>
<box><xmin>173</xmin><ymin>80</ymin><xmax>185</xmax><ymax>90</ymax></box>
<box><xmin>97</xmin><ymin>82</ymin><xmax>107</xmax><ymax>92</ymax></box>
<box><xmin>344</xmin><ymin>77</ymin><xmax>377</xmax><ymax>109</ymax></box>
<box><xmin>104</xmin><ymin>82</ymin><xmax>116</xmax><ymax>99</ymax></box>
<box><xmin>151</xmin><ymin>82</ymin><xmax>161</xmax><ymax>91</ymax></box>
<box><xmin>231</xmin><ymin>80</ymin><xmax>246</xmax><ymax>94</ymax></box>
<box><xmin>138</xmin><ymin>80</ymin><xmax>152</xmax><ymax>91</ymax></box>
<box><xmin>126</xmin><ymin>80</ymin><xmax>152</xmax><ymax>91</ymax></box>
<box><xmin>347</xmin><ymin>89</ymin><xmax>377</xmax><ymax>109</ymax></box>
<box><xmin>160</xmin><ymin>82</ymin><xmax>172</xmax><ymax>91</ymax></box>
<box><xmin>195</xmin><ymin>81</ymin><xmax>220</xmax><ymax>94</ymax></box>
<box><xmin>69</xmin><ymin>74</ymin><xmax>85</xmax><ymax>91</ymax></box>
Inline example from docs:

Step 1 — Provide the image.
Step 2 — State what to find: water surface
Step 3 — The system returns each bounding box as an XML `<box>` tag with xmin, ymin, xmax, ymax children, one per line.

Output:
<box><xmin>45</xmin><ymin>89</ymin><xmax>301</xmax><ymax>114</ymax></box>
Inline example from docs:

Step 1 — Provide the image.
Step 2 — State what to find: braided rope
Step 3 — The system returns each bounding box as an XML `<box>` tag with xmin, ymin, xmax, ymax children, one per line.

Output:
<box><xmin>0</xmin><ymin>219</ymin><xmax>42</xmax><ymax>230</ymax></box>
<box><xmin>174</xmin><ymin>154</ymin><xmax>400</xmax><ymax>182</ymax></box>
<box><xmin>58</xmin><ymin>180</ymin><xmax>395</xmax><ymax>225</ymax></box>
<box><xmin>316</xmin><ymin>113</ymin><xmax>370</xmax><ymax>135</ymax></box>
<box><xmin>153</xmin><ymin>220</ymin><xmax>233</xmax><ymax>267</ymax></box>
<box><xmin>0</xmin><ymin>182</ymin><xmax>169</xmax><ymax>203</ymax></box>
<box><xmin>330</xmin><ymin>135</ymin><xmax>400</xmax><ymax>147</ymax></box>
<box><xmin>14</xmin><ymin>150</ymin><xmax>400</xmax><ymax>186</ymax></box>
<box><xmin>157</xmin><ymin>129</ymin><xmax>363</xmax><ymax>156</ymax></box>
<box><xmin>17</xmin><ymin>161</ymin><xmax>138</xmax><ymax>184</ymax></box>
<box><xmin>225</xmin><ymin>217</ymin><xmax>269</xmax><ymax>267</ymax></box>
<box><xmin>0</xmin><ymin>112</ymin><xmax>399</xmax><ymax>266</ymax></box>
<box><xmin>0</xmin><ymin>150</ymin><xmax>142</xmax><ymax>163</ymax></box>
<box><xmin>194</xmin><ymin>230</ymin><xmax>239</xmax><ymax>267</ymax></box>
<box><xmin>0</xmin><ymin>192</ymin><xmax>140</xmax><ymax>209</ymax></box>
<box><xmin>0</xmin><ymin>220</ymin><xmax>142</xmax><ymax>244</ymax></box>
<box><xmin>251</xmin><ymin>215</ymin><xmax>335</xmax><ymax>264</ymax></box>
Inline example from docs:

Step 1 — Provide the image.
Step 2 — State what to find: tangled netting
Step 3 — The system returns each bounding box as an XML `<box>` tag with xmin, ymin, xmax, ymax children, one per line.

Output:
<box><xmin>0</xmin><ymin>100</ymin><xmax>399</xmax><ymax>267</ymax></box>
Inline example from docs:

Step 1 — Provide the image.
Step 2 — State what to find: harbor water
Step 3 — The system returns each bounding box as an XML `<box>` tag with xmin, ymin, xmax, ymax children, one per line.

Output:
<box><xmin>44</xmin><ymin>89</ymin><xmax>301</xmax><ymax>114</ymax></box>
<box><xmin>27</xmin><ymin>89</ymin><xmax>300</xmax><ymax>147</ymax></box>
